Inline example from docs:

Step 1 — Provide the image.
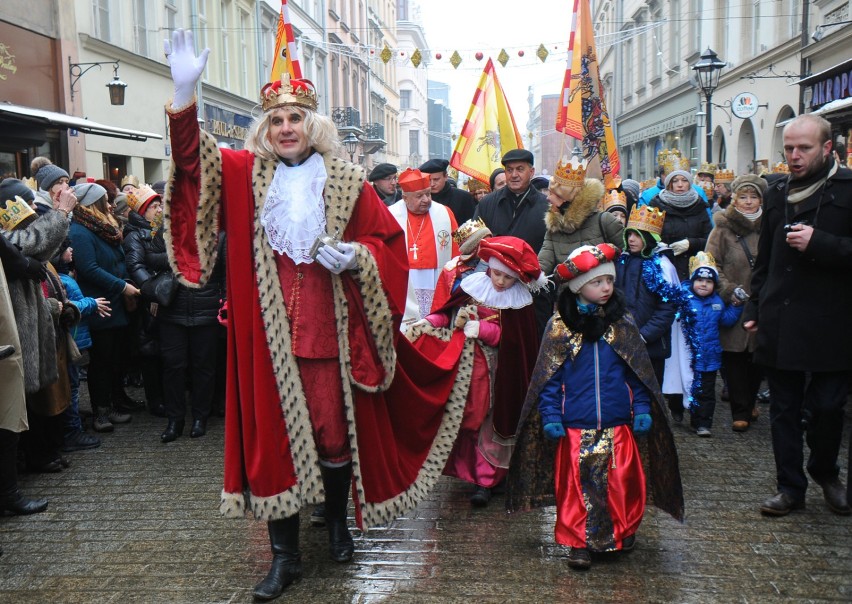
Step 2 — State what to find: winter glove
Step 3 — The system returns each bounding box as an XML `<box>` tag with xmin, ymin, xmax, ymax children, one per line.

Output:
<box><xmin>633</xmin><ymin>413</ymin><xmax>652</xmax><ymax>435</ymax></box>
<box><xmin>543</xmin><ymin>422</ymin><xmax>566</xmax><ymax>441</ymax></box>
<box><xmin>316</xmin><ymin>242</ymin><xmax>357</xmax><ymax>275</ymax></box>
<box><xmin>164</xmin><ymin>29</ymin><xmax>210</xmax><ymax>109</ymax></box>
<box><xmin>463</xmin><ymin>320</ymin><xmax>480</xmax><ymax>339</ymax></box>
<box><xmin>670</xmin><ymin>239</ymin><xmax>689</xmax><ymax>256</ymax></box>
<box><xmin>24</xmin><ymin>257</ymin><xmax>48</xmax><ymax>281</ymax></box>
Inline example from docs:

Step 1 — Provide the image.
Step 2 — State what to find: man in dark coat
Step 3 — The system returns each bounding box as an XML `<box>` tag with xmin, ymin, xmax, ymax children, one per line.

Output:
<box><xmin>472</xmin><ymin>149</ymin><xmax>548</xmax><ymax>253</ymax></box>
<box><xmin>368</xmin><ymin>163</ymin><xmax>401</xmax><ymax>206</ymax></box>
<box><xmin>419</xmin><ymin>159</ymin><xmax>476</xmax><ymax>224</ymax></box>
<box><xmin>743</xmin><ymin>114</ymin><xmax>852</xmax><ymax>518</ymax></box>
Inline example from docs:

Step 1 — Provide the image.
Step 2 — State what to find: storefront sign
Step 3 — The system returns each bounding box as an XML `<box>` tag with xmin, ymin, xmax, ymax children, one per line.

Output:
<box><xmin>731</xmin><ymin>93</ymin><xmax>759</xmax><ymax>119</ymax></box>
<box><xmin>204</xmin><ymin>104</ymin><xmax>252</xmax><ymax>149</ymax></box>
<box><xmin>809</xmin><ymin>69</ymin><xmax>852</xmax><ymax>109</ymax></box>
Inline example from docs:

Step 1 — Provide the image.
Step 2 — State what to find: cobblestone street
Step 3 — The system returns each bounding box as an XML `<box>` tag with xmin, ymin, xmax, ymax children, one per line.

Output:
<box><xmin>0</xmin><ymin>386</ymin><xmax>850</xmax><ymax>603</ymax></box>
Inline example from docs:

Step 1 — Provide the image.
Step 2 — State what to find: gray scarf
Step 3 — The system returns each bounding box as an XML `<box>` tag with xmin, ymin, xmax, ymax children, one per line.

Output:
<box><xmin>787</xmin><ymin>161</ymin><xmax>838</xmax><ymax>204</ymax></box>
<box><xmin>658</xmin><ymin>187</ymin><xmax>700</xmax><ymax>209</ymax></box>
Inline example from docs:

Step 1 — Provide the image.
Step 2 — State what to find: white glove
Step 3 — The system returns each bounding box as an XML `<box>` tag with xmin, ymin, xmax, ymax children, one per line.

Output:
<box><xmin>316</xmin><ymin>242</ymin><xmax>357</xmax><ymax>275</ymax></box>
<box><xmin>463</xmin><ymin>320</ymin><xmax>480</xmax><ymax>339</ymax></box>
<box><xmin>670</xmin><ymin>239</ymin><xmax>689</xmax><ymax>256</ymax></box>
<box><xmin>164</xmin><ymin>29</ymin><xmax>210</xmax><ymax>109</ymax></box>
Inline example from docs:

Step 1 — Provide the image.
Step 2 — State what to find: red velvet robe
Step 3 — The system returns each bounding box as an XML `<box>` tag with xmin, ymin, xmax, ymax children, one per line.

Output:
<box><xmin>164</xmin><ymin>102</ymin><xmax>470</xmax><ymax>529</ymax></box>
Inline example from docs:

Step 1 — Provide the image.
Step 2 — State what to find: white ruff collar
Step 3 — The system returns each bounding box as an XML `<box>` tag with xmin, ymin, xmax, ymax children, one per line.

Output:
<box><xmin>260</xmin><ymin>152</ymin><xmax>328</xmax><ymax>264</ymax></box>
<box><xmin>460</xmin><ymin>271</ymin><xmax>532</xmax><ymax>309</ymax></box>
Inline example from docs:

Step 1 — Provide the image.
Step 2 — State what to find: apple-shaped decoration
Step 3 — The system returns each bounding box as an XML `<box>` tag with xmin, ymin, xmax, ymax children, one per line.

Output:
<box><xmin>435</xmin><ymin>53</ymin><xmax>442</xmax><ymax>60</ymax></box>
<box><xmin>475</xmin><ymin>52</ymin><xmax>483</xmax><ymax>61</ymax></box>
<box><xmin>518</xmin><ymin>50</ymin><xmax>525</xmax><ymax>57</ymax></box>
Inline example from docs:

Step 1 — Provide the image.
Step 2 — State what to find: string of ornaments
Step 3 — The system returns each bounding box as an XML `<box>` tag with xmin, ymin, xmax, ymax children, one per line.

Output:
<box><xmin>370</xmin><ymin>43</ymin><xmax>567</xmax><ymax>69</ymax></box>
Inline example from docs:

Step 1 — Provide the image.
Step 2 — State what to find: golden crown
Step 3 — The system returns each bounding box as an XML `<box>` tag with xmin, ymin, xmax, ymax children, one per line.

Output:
<box><xmin>714</xmin><ymin>169</ymin><xmax>735</xmax><ymax>184</ymax></box>
<box><xmin>626</xmin><ymin>205</ymin><xmax>665</xmax><ymax>235</ymax></box>
<box><xmin>552</xmin><ymin>157</ymin><xmax>586</xmax><ymax>189</ymax></box>
<box><xmin>658</xmin><ymin>148</ymin><xmax>690</xmax><ymax>173</ymax></box>
<box><xmin>0</xmin><ymin>195</ymin><xmax>36</xmax><ymax>231</ymax></box>
<box><xmin>261</xmin><ymin>74</ymin><xmax>318</xmax><ymax>112</ymax></box>
<box><xmin>689</xmin><ymin>251</ymin><xmax>718</xmax><ymax>277</ymax></box>
<box><xmin>697</xmin><ymin>162</ymin><xmax>717</xmax><ymax>175</ymax></box>
<box><xmin>601</xmin><ymin>189</ymin><xmax>627</xmax><ymax>212</ymax></box>
<box><xmin>452</xmin><ymin>217</ymin><xmax>490</xmax><ymax>246</ymax></box>
<box><xmin>771</xmin><ymin>162</ymin><xmax>790</xmax><ymax>174</ymax></box>
<box><xmin>640</xmin><ymin>178</ymin><xmax>657</xmax><ymax>191</ymax></box>
<box><xmin>22</xmin><ymin>177</ymin><xmax>37</xmax><ymax>191</ymax></box>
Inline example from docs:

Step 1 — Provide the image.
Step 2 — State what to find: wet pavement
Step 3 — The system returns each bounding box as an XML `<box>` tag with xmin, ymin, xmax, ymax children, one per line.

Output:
<box><xmin>1</xmin><ymin>385</ymin><xmax>850</xmax><ymax>603</ymax></box>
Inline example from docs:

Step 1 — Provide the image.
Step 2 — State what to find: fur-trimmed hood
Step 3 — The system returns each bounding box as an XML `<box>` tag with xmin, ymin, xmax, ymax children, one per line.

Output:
<box><xmin>544</xmin><ymin>178</ymin><xmax>605</xmax><ymax>234</ymax></box>
<box><xmin>714</xmin><ymin>204</ymin><xmax>762</xmax><ymax>237</ymax></box>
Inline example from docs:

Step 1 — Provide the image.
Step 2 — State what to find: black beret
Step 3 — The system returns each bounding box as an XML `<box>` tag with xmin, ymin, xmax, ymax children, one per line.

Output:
<box><xmin>501</xmin><ymin>149</ymin><xmax>534</xmax><ymax>165</ymax></box>
<box><xmin>418</xmin><ymin>158</ymin><xmax>450</xmax><ymax>173</ymax></box>
<box><xmin>368</xmin><ymin>163</ymin><xmax>398</xmax><ymax>181</ymax></box>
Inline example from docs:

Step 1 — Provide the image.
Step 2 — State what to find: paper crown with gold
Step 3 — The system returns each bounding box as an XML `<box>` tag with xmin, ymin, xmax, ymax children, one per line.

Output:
<box><xmin>261</xmin><ymin>73</ymin><xmax>318</xmax><ymax>112</ymax></box>
<box><xmin>689</xmin><ymin>251</ymin><xmax>719</xmax><ymax>282</ymax></box>
<box><xmin>0</xmin><ymin>195</ymin><xmax>37</xmax><ymax>231</ymax></box>
<box><xmin>551</xmin><ymin>153</ymin><xmax>587</xmax><ymax>190</ymax></box>
<box><xmin>467</xmin><ymin>179</ymin><xmax>489</xmax><ymax>193</ymax></box>
<box><xmin>22</xmin><ymin>177</ymin><xmax>37</xmax><ymax>192</ymax></box>
<box><xmin>714</xmin><ymin>169</ymin><xmax>735</xmax><ymax>184</ymax></box>
<box><xmin>640</xmin><ymin>178</ymin><xmax>657</xmax><ymax>191</ymax></box>
<box><xmin>601</xmin><ymin>189</ymin><xmax>627</xmax><ymax>212</ymax></box>
<box><xmin>120</xmin><ymin>174</ymin><xmax>140</xmax><ymax>189</ymax></box>
<box><xmin>771</xmin><ymin>162</ymin><xmax>790</xmax><ymax>174</ymax></box>
<box><xmin>626</xmin><ymin>205</ymin><xmax>665</xmax><ymax>235</ymax></box>
<box><xmin>697</xmin><ymin>162</ymin><xmax>717</xmax><ymax>176</ymax></box>
<box><xmin>453</xmin><ymin>217</ymin><xmax>492</xmax><ymax>256</ymax></box>
<box><xmin>126</xmin><ymin>186</ymin><xmax>160</xmax><ymax>215</ymax></box>
<box><xmin>657</xmin><ymin>148</ymin><xmax>690</xmax><ymax>173</ymax></box>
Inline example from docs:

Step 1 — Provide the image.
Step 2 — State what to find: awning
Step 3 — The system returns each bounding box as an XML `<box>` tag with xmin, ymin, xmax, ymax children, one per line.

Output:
<box><xmin>0</xmin><ymin>102</ymin><xmax>163</xmax><ymax>141</ymax></box>
<box><xmin>794</xmin><ymin>58</ymin><xmax>852</xmax><ymax>87</ymax></box>
<box><xmin>776</xmin><ymin>97</ymin><xmax>852</xmax><ymax>127</ymax></box>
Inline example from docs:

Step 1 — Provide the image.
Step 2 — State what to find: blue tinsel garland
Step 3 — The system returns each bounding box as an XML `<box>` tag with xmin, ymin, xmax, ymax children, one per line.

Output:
<box><xmin>621</xmin><ymin>253</ymin><xmax>703</xmax><ymax>407</ymax></box>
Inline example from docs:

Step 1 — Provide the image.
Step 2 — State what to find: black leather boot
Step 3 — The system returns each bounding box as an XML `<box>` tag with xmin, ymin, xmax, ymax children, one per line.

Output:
<box><xmin>253</xmin><ymin>515</ymin><xmax>302</xmax><ymax>601</ymax></box>
<box><xmin>160</xmin><ymin>419</ymin><xmax>185</xmax><ymax>443</ymax></box>
<box><xmin>321</xmin><ymin>463</ymin><xmax>354</xmax><ymax>563</ymax></box>
<box><xmin>0</xmin><ymin>429</ymin><xmax>48</xmax><ymax>516</ymax></box>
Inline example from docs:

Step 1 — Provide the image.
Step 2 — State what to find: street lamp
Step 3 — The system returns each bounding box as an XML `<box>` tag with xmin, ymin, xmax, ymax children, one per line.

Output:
<box><xmin>69</xmin><ymin>58</ymin><xmax>128</xmax><ymax>106</ymax></box>
<box><xmin>692</xmin><ymin>48</ymin><xmax>725</xmax><ymax>163</ymax></box>
<box><xmin>812</xmin><ymin>20</ymin><xmax>852</xmax><ymax>42</ymax></box>
<box><xmin>342</xmin><ymin>133</ymin><xmax>360</xmax><ymax>162</ymax></box>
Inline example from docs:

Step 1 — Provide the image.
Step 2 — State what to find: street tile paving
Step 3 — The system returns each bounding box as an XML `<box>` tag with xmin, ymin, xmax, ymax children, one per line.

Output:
<box><xmin>0</xmin><ymin>386</ymin><xmax>849</xmax><ymax>603</ymax></box>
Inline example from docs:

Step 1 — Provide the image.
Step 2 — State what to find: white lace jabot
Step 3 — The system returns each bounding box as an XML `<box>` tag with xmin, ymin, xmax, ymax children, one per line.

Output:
<box><xmin>460</xmin><ymin>272</ymin><xmax>532</xmax><ymax>309</ymax></box>
<box><xmin>260</xmin><ymin>152</ymin><xmax>328</xmax><ymax>264</ymax></box>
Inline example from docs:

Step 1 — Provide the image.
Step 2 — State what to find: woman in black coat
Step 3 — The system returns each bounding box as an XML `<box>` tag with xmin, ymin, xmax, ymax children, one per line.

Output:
<box><xmin>649</xmin><ymin>170</ymin><xmax>712</xmax><ymax>280</ymax></box>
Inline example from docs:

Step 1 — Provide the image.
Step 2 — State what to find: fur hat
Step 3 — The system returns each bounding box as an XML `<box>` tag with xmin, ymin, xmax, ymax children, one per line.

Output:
<box><xmin>556</xmin><ymin>243</ymin><xmax>620</xmax><ymax>294</ymax></box>
<box><xmin>73</xmin><ymin>183</ymin><xmax>107</xmax><ymax>207</ymax></box>
<box><xmin>35</xmin><ymin>164</ymin><xmax>70</xmax><ymax>192</ymax></box>
<box><xmin>477</xmin><ymin>236</ymin><xmax>547</xmax><ymax>292</ymax></box>
<box><xmin>689</xmin><ymin>251</ymin><xmax>719</xmax><ymax>283</ymax></box>
<box><xmin>398</xmin><ymin>168</ymin><xmax>431</xmax><ymax>192</ymax></box>
<box><xmin>664</xmin><ymin>170</ymin><xmax>692</xmax><ymax>189</ymax></box>
<box><xmin>453</xmin><ymin>217</ymin><xmax>492</xmax><ymax>256</ymax></box>
<box><xmin>731</xmin><ymin>174</ymin><xmax>767</xmax><ymax>199</ymax></box>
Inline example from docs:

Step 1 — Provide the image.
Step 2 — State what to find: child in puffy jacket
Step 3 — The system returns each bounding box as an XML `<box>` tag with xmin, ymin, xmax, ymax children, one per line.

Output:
<box><xmin>666</xmin><ymin>252</ymin><xmax>742</xmax><ymax>437</ymax></box>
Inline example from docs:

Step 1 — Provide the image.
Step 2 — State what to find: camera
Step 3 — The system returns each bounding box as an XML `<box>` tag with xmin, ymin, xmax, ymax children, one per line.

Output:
<box><xmin>732</xmin><ymin>287</ymin><xmax>750</xmax><ymax>302</ymax></box>
<box><xmin>308</xmin><ymin>231</ymin><xmax>342</xmax><ymax>260</ymax></box>
<box><xmin>783</xmin><ymin>221</ymin><xmax>809</xmax><ymax>233</ymax></box>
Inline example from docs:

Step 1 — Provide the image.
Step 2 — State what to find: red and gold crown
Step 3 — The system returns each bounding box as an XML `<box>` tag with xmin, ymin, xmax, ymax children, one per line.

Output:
<box><xmin>657</xmin><ymin>148</ymin><xmax>690</xmax><ymax>173</ymax></box>
<box><xmin>714</xmin><ymin>168</ymin><xmax>735</xmax><ymax>184</ymax></box>
<box><xmin>261</xmin><ymin>74</ymin><xmax>318</xmax><ymax>112</ymax></box>
<box><xmin>0</xmin><ymin>195</ymin><xmax>36</xmax><ymax>231</ymax></box>
<box><xmin>552</xmin><ymin>156</ymin><xmax>586</xmax><ymax>189</ymax></box>
<box><xmin>626</xmin><ymin>205</ymin><xmax>665</xmax><ymax>235</ymax></box>
<box><xmin>601</xmin><ymin>189</ymin><xmax>627</xmax><ymax>212</ymax></box>
<box><xmin>640</xmin><ymin>178</ymin><xmax>657</xmax><ymax>191</ymax></box>
<box><xmin>771</xmin><ymin>162</ymin><xmax>789</xmax><ymax>174</ymax></box>
<box><xmin>452</xmin><ymin>217</ymin><xmax>491</xmax><ymax>247</ymax></box>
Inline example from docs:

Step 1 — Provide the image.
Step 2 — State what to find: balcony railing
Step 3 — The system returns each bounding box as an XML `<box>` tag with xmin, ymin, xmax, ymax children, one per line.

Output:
<box><xmin>331</xmin><ymin>107</ymin><xmax>362</xmax><ymax>133</ymax></box>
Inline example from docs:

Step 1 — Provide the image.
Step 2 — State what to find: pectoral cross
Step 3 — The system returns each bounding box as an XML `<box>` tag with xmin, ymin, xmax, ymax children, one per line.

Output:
<box><xmin>409</xmin><ymin>242</ymin><xmax>419</xmax><ymax>260</ymax></box>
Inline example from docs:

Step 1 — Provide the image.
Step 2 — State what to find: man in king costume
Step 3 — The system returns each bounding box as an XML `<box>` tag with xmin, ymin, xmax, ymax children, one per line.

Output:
<box><xmin>162</xmin><ymin>30</ymin><xmax>472</xmax><ymax>601</ymax></box>
<box><xmin>388</xmin><ymin>168</ymin><xmax>459</xmax><ymax>326</ymax></box>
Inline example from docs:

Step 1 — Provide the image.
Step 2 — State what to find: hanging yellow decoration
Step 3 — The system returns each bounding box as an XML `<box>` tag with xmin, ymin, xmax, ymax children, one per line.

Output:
<box><xmin>497</xmin><ymin>49</ymin><xmax>509</xmax><ymax>67</ymax></box>
<box><xmin>537</xmin><ymin>44</ymin><xmax>549</xmax><ymax>63</ymax></box>
<box><xmin>410</xmin><ymin>48</ymin><xmax>422</xmax><ymax>68</ymax></box>
<box><xmin>380</xmin><ymin>44</ymin><xmax>392</xmax><ymax>64</ymax></box>
<box><xmin>450</xmin><ymin>51</ymin><xmax>462</xmax><ymax>69</ymax></box>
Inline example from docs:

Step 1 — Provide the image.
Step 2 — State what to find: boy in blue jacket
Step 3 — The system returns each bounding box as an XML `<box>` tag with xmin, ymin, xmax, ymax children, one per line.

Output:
<box><xmin>667</xmin><ymin>252</ymin><xmax>742</xmax><ymax>437</ymax></box>
<box><xmin>538</xmin><ymin>244</ymin><xmax>656</xmax><ymax>570</ymax></box>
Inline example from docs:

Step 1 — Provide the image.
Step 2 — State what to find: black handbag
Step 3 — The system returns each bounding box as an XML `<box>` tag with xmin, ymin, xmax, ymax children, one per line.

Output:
<box><xmin>142</xmin><ymin>271</ymin><xmax>179</xmax><ymax>307</ymax></box>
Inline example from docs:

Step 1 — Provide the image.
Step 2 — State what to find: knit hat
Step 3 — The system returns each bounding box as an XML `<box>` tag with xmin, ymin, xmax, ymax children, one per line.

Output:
<box><xmin>477</xmin><ymin>236</ymin><xmax>547</xmax><ymax>292</ymax></box>
<box><xmin>126</xmin><ymin>185</ymin><xmax>161</xmax><ymax>215</ymax></box>
<box><xmin>489</xmin><ymin>168</ymin><xmax>505</xmax><ymax>191</ymax></box>
<box><xmin>556</xmin><ymin>243</ymin><xmax>620</xmax><ymax>294</ymax></box>
<box><xmin>664</xmin><ymin>169</ymin><xmax>692</xmax><ymax>189</ymax></box>
<box><xmin>398</xmin><ymin>168</ymin><xmax>431</xmax><ymax>192</ymax></box>
<box><xmin>113</xmin><ymin>192</ymin><xmax>129</xmax><ymax>216</ymax></box>
<box><xmin>0</xmin><ymin>178</ymin><xmax>35</xmax><ymax>204</ymax></box>
<box><xmin>151</xmin><ymin>180</ymin><xmax>167</xmax><ymax>197</ymax></box>
<box><xmin>368</xmin><ymin>163</ymin><xmax>398</xmax><ymax>181</ymax></box>
<box><xmin>73</xmin><ymin>182</ymin><xmax>108</xmax><ymax>207</ymax></box>
<box><xmin>621</xmin><ymin>178</ymin><xmax>640</xmax><ymax>201</ymax></box>
<box><xmin>731</xmin><ymin>174</ymin><xmax>767</xmax><ymax>199</ymax></box>
<box><xmin>453</xmin><ymin>217</ymin><xmax>492</xmax><ymax>256</ymax></box>
<box><xmin>35</xmin><ymin>164</ymin><xmax>70</xmax><ymax>192</ymax></box>
<box><xmin>689</xmin><ymin>251</ymin><xmax>719</xmax><ymax>283</ymax></box>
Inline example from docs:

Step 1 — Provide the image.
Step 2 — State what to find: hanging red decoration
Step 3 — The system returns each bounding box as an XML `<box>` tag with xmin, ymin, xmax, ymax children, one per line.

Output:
<box><xmin>475</xmin><ymin>52</ymin><xmax>483</xmax><ymax>61</ymax></box>
<box><xmin>518</xmin><ymin>50</ymin><xmax>525</xmax><ymax>57</ymax></box>
<box><xmin>435</xmin><ymin>53</ymin><xmax>442</xmax><ymax>60</ymax></box>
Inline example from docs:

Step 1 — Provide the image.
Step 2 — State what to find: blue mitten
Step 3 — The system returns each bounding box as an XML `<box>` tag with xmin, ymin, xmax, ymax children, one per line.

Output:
<box><xmin>543</xmin><ymin>422</ymin><xmax>566</xmax><ymax>441</ymax></box>
<box><xmin>633</xmin><ymin>413</ymin><xmax>652</xmax><ymax>435</ymax></box>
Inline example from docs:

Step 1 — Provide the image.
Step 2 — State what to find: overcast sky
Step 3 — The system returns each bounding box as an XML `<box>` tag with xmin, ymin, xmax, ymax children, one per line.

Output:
<box><xmin>416</xmin><ymin>0</ymin><xmax>574</xmax><ymax>137</ymax></box>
